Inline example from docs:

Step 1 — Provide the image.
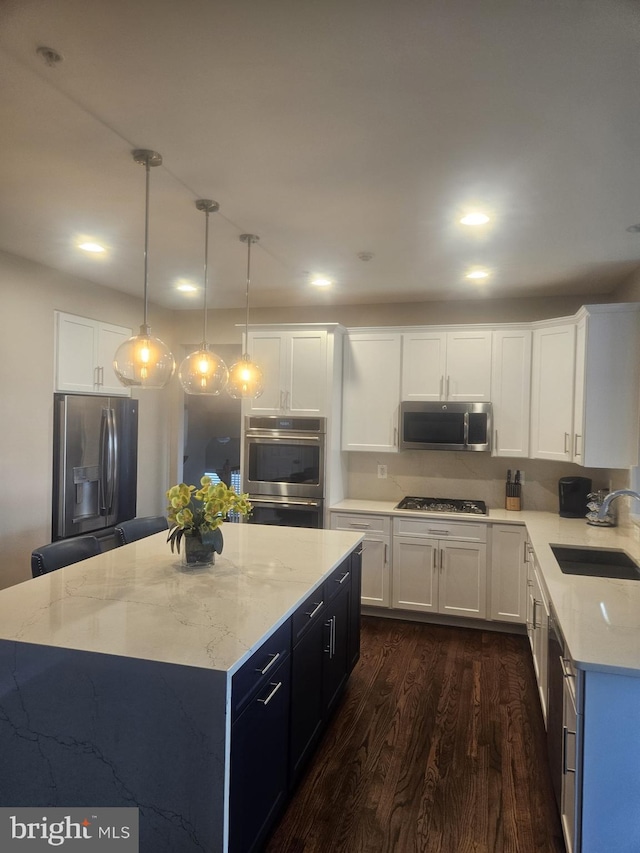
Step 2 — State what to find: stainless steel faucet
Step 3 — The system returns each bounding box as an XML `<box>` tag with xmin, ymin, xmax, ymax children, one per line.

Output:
<box><xmin>597</xmin><ymin>489</ymin><xmax>640</xmax><ymax>521</ymax></box>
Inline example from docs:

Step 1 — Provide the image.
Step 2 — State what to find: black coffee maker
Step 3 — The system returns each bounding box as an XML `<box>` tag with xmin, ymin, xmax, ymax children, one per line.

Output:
<box><xmin>558</xmin><ymin>476</ymin><xmax>592</xmax><ymax>518</ymax></box>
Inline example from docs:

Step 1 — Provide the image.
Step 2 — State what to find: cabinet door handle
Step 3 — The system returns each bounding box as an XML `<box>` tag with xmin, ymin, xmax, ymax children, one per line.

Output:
<box><xmin>564</xmin><ymin>432</ymin><xmax>570</xmax><ymax>453</ymax></box>
<box><xmin>432</xmin><ymin>548</ymin><xmax>437</xmax><ymax>571</ymax></box>
<box><xmin>384</xmin><ymin>543</ymin><xmax>388</xmax><ymax>565</ymax></box>
<box><xmin>257</xmin><ymin>681</ymin><xmax>282</xmax><ymax>706</ymax></box>
<box><xmin>494</xmin><ymin>429</ymin><xmax>498</xmax><ymax>452</ymax></box>
<box><xmin>523</xmin><ymin>541</ymin><xmax>528</xmax><ymax>563</ymax></box>
<box><xmin>563</xmin><ymin>726</ymin><xmax>577</xmax><ymax>774</ymax></box>
<box><xmin>439</xmin><ymin>375</ymin><xmax>444</xmax><ymax>399</ymax></box>
<box><xmin>439</xmin><ymin>548</ymin><xmax>444</xmax><ymax>572</ymax></box>
<box><xmin>94</xmin><ymin>366</ymin><xmax>100</xmax><ymax>387</ymax></box>
<box><xmin>324</xmin><ymin>616</ymin><xmax>336</xmax><ymax>657</ymax></box>
<box><xmin>446</xmin><ymin>375</ymin><xmax>450</xmax><ymax>398</ymax></box>
<box><xmin>394</xmin><ymin>426</ymin><xmax>398</xmax><ymax>447</ymax></box>
<box><xmin>533</xmin><ymin>598</ymin><xmax>539</xmax><ymax>629</ymax></box>
<box><xmin>336</xmin><ymin>571</ymin><xmax>350</xmax><ymax>585</ymax></box>
<box><xmin>560</xmin><ymin>657</ymin><xmax>574</xmax><ymax>679</ymax></box>
<box><xmin>305</xmin><ymin>601</ymin><xmax>324</xmax><ymax>620</ymax></box>
<box><xmin>574</xmin><ymin>433</ymin><xmax>582</xmax><ymax>456</ymax></box>
<box><xmin>256</xmin><ymin>652</ymin><xmax>280</xmax><ymax>676</ymax></box>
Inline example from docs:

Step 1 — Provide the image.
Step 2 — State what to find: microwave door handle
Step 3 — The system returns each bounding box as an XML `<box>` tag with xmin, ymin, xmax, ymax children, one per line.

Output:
<box><xmin>463</xmin><ymin>412</ymin><xmax>469</xmax><ymax>447</ymax></box>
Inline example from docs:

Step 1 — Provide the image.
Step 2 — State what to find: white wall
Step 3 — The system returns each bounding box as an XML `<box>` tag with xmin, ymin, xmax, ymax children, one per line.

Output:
<box><xmin>0</xmin><ymin>251</ymin><xmax>176</xmax><ymax>589</ymax></box>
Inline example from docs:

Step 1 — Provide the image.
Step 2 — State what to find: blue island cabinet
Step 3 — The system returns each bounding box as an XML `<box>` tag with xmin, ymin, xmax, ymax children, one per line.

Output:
<box><xmin>229</xmin><ymin>549</ymin><xmax>362</xmax><ymax>853</ymax></box>
<box><xmin>0</xmin><ymin>538</ymin><xmax>362</xmax><ymax>853</ymax></box>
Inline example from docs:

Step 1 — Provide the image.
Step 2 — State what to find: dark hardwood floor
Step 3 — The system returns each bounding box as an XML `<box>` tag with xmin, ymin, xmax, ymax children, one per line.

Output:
<box><xmin>266</xmin><ymin>616</ymin><xmax>565</xmax><ymax>853</ymax></box>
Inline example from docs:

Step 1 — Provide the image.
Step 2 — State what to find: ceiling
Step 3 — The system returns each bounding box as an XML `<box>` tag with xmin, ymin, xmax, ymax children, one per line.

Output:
<box><xmin>2</xmin><ymin>0</ymin><xmax>640</xmax><ymax>311</ymax></box>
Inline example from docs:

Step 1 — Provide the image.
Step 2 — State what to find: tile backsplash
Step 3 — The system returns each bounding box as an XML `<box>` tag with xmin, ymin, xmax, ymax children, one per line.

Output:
<box><xmin>347</xmin><ymin>451</ymin><xmax>630</xmax><ymax>521</ymax></box>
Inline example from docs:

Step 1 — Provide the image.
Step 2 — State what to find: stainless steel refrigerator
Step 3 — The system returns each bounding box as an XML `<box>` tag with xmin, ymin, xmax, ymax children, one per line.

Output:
<box><xmin>52</xmin><ymin>393</ymin><xmax>138</xmax><ymax>541</ymax></box>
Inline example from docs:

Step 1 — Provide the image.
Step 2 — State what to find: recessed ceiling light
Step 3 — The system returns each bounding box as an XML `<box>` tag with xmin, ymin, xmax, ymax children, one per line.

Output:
<box><xmin>78</xmin><ymin>241</ymin><xmax>106</xmax><ymax>253</ymax></box>
<box><xmin>460</xmin><ymin>212</ymin><xmax>490</xmax><ymax>226</ymax></box>
<box><xmin>465</xmin><ymin>269</ymin><xmax>490</xmax><ymax>281</ymax></box>
<box><xmin>176</xmin><ymin>281</ymin><xmax>198</xmax><ymax>293</ymax></box>
<box><xmin>311</xmin><ymin>277</ymin><xmax>332</xmax><ymax>287</ymax></box>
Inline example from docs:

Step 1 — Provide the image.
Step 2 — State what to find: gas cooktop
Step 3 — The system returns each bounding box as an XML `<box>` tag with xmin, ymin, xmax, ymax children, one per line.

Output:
<box><xmin>395</xmin><ymin>496</ymin><xmax>487</xmax><ymax>515</ymax></box>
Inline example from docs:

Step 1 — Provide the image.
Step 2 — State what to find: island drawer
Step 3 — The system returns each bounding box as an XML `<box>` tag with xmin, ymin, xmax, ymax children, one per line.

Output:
<box><xmin>232</xmin><ymin>620</ymin><xmax>292</xmax><ymax>720</ymax></box>
<box><xmin>325</xmin><ymin>556</ymin><xmax>352</xmax><ymax>604</ymax></box>
<box><xmin>292</xmin><ymin>585</ymin><xmax>326</xmax><ymax>646</ymax></box>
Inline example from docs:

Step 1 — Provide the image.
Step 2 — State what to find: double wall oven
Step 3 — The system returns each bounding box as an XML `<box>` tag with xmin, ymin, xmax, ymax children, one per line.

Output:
<box><xmin>243</xmin><ymin>416</ymin><xmax>326</xmax><ymax>528</ymax></box>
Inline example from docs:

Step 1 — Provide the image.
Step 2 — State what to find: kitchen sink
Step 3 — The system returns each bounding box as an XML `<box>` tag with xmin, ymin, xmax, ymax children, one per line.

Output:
<box><xmin>550</xmin><ymin>544</ymin><xmax>640</xmax><ymax>581</ymax></box>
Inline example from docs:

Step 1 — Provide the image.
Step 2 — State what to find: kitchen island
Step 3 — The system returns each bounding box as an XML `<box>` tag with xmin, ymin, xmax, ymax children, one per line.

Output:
<box><xmin>0</xmin><ymin>524</ymin><xmax>363</xmax><ymax>853</ymax></box>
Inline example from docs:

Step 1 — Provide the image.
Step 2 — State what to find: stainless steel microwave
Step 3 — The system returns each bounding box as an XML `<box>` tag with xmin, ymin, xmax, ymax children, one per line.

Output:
<box><xmin>400</xmin><ymin>401</ymin><xmax>492</xmax><ymax>452</ymax></box>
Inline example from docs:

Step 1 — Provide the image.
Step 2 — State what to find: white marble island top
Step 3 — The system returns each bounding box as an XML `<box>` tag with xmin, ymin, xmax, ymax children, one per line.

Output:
<box><xmin>331</xmin><ymin>499</ymin><xmax>640</xmax><ymax>676</ymax></box>
<box><xmin>0</xmin><ymin>524</ymin><xmax>363</xmax><ymax>674</ymax></box>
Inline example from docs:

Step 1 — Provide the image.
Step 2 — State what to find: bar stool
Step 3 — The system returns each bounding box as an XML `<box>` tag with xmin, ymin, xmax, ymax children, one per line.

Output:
<box><xmin>114</xmin><ymin>515</ymin><xmax>168</xmax><ymax>546</ymax></box>
<box><xmin>31</xmin><ymin>536</ymin><xmax>101</xmax><ymax>578</ymax></box>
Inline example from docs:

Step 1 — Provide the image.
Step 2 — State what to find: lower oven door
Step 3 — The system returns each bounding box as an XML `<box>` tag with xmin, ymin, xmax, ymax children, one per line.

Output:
<box><xmin>247</xmin><ymin>497</ymin><xmax>324</xmax><ymax>528</ymax></box>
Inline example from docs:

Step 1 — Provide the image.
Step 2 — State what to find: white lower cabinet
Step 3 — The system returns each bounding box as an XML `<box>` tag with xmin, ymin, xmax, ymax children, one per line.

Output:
<box><xmin>490</xmin><ymin>524</ymin><xmax>527</xmax><ymax>623</ymax></box>
<box><xmin>526</xmin><ymin>546</ymin><xmax>549</xmax><ymax>724</ymax></box>
<box><xmin>330</xmin><ymin>512</ymin><xmax>391</xmax><ymax>608</ymax></box>
<box><xmin>392</xmin><ymin>518</ymin><xmax>487</xmax><ymax>619</ymax></box>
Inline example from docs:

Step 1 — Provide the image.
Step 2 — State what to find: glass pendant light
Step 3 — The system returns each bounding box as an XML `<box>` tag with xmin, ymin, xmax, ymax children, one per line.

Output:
<box><xmin>113</xmin><ymin>149</ymin><xmax>176</xmax><ymax>389</ymax></box>
<box><xmin>227</xmin><ymin>233</ymin><xmax>264</xmax><ymax>399</ymax></box>
<box><xmin>179</xmin><ymin>199</ymin><xmax>229</xmax><ymax>395</ymax></box>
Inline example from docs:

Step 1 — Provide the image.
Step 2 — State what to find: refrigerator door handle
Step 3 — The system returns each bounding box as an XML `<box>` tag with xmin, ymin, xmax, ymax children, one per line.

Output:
<box><xmin>99</xmin><ymin>408</ymin><xmax>109</xmax><ymax>514</ymax></box>
<box><xmin>106</xmin><ymin>408</ymin><xmax>118</xmax><ymax>514</ymax></box>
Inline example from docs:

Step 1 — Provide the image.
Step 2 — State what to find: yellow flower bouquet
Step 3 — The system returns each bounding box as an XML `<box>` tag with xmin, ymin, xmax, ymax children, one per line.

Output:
<box><xmin>166</xmin><ymin>476</ymin><xmax>252</xmax><ymax>557</ymax></box>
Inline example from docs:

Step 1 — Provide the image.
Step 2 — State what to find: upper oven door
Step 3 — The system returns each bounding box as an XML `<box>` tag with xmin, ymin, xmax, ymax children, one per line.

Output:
<box><xmin>244</xmin><ymin>434</ymin><xmax>325</xmax><ymax>498</ymax></box>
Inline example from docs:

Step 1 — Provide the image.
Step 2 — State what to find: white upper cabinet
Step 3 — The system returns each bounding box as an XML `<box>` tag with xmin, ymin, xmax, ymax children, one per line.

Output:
<box><xmin>342</xmin><ymin>331</ymin><xmax>401</xmax><ymax>452</ymax></box>
<box><xmin>401</xmin><ymin>329</ymin><xmax>492</xmax><ymax>402</ymax></box>
<box><xmin>491</xmin><ymin>329</ymin><xmax>532</xmax><ymax>458</ymax></box>
<box><xmin>571</xmin><ymin>305</ymin><xmax>640</xmax><ymax>468</ymax></box>
<box><xmin>530</xmin><ymin>323</ymin><xmax>576</xmax><ymax>461</ymax></box>
<box><xmin>245</xmin><ymin>328</ymin><xmax>329</xmax><ymax>416</ymax></box>
<box><xmin>55</xmin><ymin>311</ymin><xmax>131</xmax><ymax>396</ymax></box>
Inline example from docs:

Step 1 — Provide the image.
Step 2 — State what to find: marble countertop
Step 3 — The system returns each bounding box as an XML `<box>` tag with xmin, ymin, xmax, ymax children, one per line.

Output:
<box><xmin>0</xmin><ymin>524</ymin><xmax>363</xmax><ymax>674</ymax></box>
<box><xmin>331</xmin><ymin>499</ymin><xmax>640</xmax><ymax>676</ymax></box>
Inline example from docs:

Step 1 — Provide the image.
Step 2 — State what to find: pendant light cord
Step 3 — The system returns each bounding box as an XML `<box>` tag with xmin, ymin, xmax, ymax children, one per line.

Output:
<box><xmin>143</xmin><ymin>158</ymin><xmax>151</xmax><ymax>331</ymax></box>
<box><xmin>244</xmin><ymin>237</ymin><xmax>251</xmax><ymax>356</ymax></box>
<box><xmin>203</xmin><ymin>208</ymin><xmax>209</xmax><ymax>344</ymax></box>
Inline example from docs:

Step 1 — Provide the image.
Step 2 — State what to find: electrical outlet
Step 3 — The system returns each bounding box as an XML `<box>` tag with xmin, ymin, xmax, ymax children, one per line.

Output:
<box><xmin>377</xmin><ymin>464</ymin><xmax>387</xmax><ymax>479</ymax></box>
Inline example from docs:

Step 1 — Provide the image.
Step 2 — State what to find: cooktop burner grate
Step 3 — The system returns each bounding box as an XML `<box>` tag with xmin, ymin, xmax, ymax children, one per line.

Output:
<box><xmin>395</xmin><ymin>496</ymin><xmax>487</xmax><ymax>515</ymax></box>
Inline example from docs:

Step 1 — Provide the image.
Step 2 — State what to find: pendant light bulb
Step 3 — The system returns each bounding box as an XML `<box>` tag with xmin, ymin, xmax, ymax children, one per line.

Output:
<box><xmin>227</xmin><ymin>233</ymin><xmax>264</xmax><ymax>399</ymax></box>
<box><xmin>114</xmin><ymin>150</ymin><xmax>176</xmax><ymax>389</ymax></box>
<box><xmin>179</xmin><ymin>200</ymin><xmax>229</xmax><ymax>395</ymax></box>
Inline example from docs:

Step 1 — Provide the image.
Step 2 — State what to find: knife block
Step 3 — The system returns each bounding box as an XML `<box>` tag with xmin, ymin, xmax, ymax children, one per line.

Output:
<box><xmin>505</xmin><ymin>495</ymin><xmax>521</xmax><ymax>511</ymax></box>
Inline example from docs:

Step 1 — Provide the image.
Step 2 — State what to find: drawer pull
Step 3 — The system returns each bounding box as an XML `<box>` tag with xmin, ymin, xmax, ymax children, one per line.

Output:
<box><xmin>305</xmin><ymin>601</ymin><xmax>324</xmax><ymax>620</ymax></box>
<box><xmin>563</xmin><ymin>725</ymin><xmax>577</xmax><ymax>774</ymax></box>
<box><xmin>336</xmin><ymin>571</ymin><xmax>350</xmax><ymax>585</ymax></box>
<box><xmin>256</xmin><ymin>652</ymin><xmax>280</xmax><ymax>676</ymax></box>
<box><xmin>428</xmin><ymin>529</ymin><xmax>449</xmax><ymax>536</ymax></box>
<box><xmin>257</xmin><ymin>681</ymin><xmax>282</xmax><ymax>706</ymax></box>
<box><xmin>349</xmin><ymin>522</ymin><xmax>371</xmax><ymax>529</ymax></box>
